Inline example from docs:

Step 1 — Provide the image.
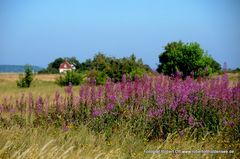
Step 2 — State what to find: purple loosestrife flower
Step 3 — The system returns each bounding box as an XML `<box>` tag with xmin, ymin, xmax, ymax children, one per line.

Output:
<box><xmin>223</xmin><ymin>119</ymin><xmax>228</xmax><ymax>126</ymax></box>
<box><xmin>65</xmin><ymin>82</ymin><xmax>73</xmax><ymax>95</ymax></box>
<box><xmin>79</xmin><ymin>85</ymin><xmax>85</xmax><ymax>103</ymax></box>
<box><xmin>229</xmin><ymin>121</ymin><xmax>235</xmax><ymax>127</ymax></box>
<box><xmin>73</xmin><ymin>96</ymin><xmax>79</xmax><ymax>110</ymax></box>
<box><xmin>85</xmin><ymin>85</ymin><xmax>91</xmax><ymax>106</ymax></box>
<box><xmin>156</xmin><ymin>96</ymin><xmax>166</xmax><ymax>106</ymax></box>
<box><xmin>176</xmin><ymin>70</ymin><xmax>182</xmax><ymax>79</ymax></box>
<box><xmin>115</xmin><ymin>83</ymin><xmax>121</xmax><ymax>102</ymax></box>
<box><xmin>179</xmin><ymin>107</ymin><xmax>187</xmax><ymax>119</ymax></box>
<box><xmin>188</xmin><ymin>116</ymin><xmax>195</xmax><ymax>126</ymax></box>
<box><xmin>92</xmin><ymin>107</ymin><xmax>105</xmax><ymax>118</ymax></box>
<box><xmin>91</xmin><ymin>86</ymin><xmax>97</xmax><ymax>103</ymax></box>
<box><xmin>121</xmin><ymin>83</ymin><xmax>129</xmax><ymax>101</ymax></box>
<box><xmin>170</xmin><ymin>100</ymin><xmax>178</xmax><ymax>111</ymax></box>
<box><xmin>148</xmin><ymin>108</ymin><xmax>164</xmax><ymax>119</ymax></box>
<box><xmin>106</xmin><ymin>103</ymin><xmax>114</xmax><ymax>111</ymax></box>
<box><xmin>179</xmin><ymin>130</ymin><xmax>185</xmax><ymax>138</ymax></box>
<box><xmin>90</xmin><ymin>78</ymin><xmax>96</xmax><ymax>86</ymax></box>
<box><xmin>35</xmin><ymin>96</ymin><xmax>44</xmax><ymax>115</ymax></box>
<box><xmin>62</xmin><ymin>124</ymin><xmax>69</xmax><ymax>132</ymax></box>
<box><xmin>122</xmin><ymin>74</ymin><xmax>127</xmax><ymax>83</ymax></box>
<box><xmin>223</xmin><ymin>119</ymin><xmax>236</xmax><ymax>127</ymax></box>
<box><xmin>9</xmin><ymin>108</ymin><xmax>16</xmax><ymax>113</ymax></box>
<box><xmin>54</xmin><ymin>91</ymin><xmax>61</xmax><ymax>112</ymax></box>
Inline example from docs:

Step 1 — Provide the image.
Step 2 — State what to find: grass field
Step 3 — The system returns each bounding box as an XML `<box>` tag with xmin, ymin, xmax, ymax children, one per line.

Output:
<box><xmin>0</xmin><ymin>73</ymin><xmax>239</xmax><ymax>159</ymax></box>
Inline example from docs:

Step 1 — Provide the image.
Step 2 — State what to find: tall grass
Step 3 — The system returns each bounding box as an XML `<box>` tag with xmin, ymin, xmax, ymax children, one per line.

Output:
<box><xmin>0</xmin><ymin>123</ymin><xmax>238</xmax><ymax>158</ymax></box>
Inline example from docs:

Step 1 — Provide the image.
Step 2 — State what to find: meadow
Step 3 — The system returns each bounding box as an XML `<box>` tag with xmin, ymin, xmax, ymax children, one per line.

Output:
<box><xmin>0</xmin><ymin>72</ymin><xmax>239</xmax><ymax>159</ymax></box>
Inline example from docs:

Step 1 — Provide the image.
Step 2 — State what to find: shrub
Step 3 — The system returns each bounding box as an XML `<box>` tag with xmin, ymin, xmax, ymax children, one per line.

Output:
<box><xmin>16</xmin><ymin>65</ymin><xmax>33</xmax><ymax>88</ymax></box>
<box><xmin>157</xmin><ymin>41</ymin><xmax>221</xmax><ymax>78</ymax></box>
<box><xmin>86</xmin><ymin>70</ymin><xmax>108</xmax><ymax>85</ymax></box>
<box><xmin>56</xmin><ymin>71</ymin><xmax>83</xmax><ymax>86</ymax></box>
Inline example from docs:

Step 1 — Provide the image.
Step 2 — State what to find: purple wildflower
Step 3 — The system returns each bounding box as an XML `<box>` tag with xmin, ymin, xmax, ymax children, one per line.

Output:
<box><xmin>62</xmin><ymin>124</ymin><xmax>69</xmax><ymax>132</ymax></box>
<box><xmin>188</xmin><ymin>116</ymin><xmax>195</xmax><ymax>126</ymax></box>
<box><xmin>148</xmin><ymin>108</ymin><xmax>164</xmax><ymax>118</ymax></box>
<box><xmin>106</xmin><ymin>103</ymin><xmax>114</xmax><ymax>111</ymax></box>
<box><xmin>65</xmin><ymin>82</ymin><xmax>73</xmax><ymax>95</ymax></box>
<box><xmin>35</xmin><ymin>96</ymin><xmax>44</xmax><ymax>115</ymax></box>
<box><xmin>92</xmin><ymin>107</ymin><xmax>105</xmax><ymax>118</ymax></box>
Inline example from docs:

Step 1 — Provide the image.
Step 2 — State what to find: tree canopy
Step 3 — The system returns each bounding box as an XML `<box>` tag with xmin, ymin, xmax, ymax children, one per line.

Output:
<box><xmin>39</xmin><ymin>53</ymin><xmax>152</xmax><ymax>84</ymax></box>
<box><xmin>79</xmin><ymin>53</ymin><xmax>151</xmax><ymax>83</ymax></box>
<box><xmin>39</xmin><ymin>57</ymin><xmax>80</xmax><ymax>74</ymax></box>
<box><xmin>157</xmin><ymin>41</ymin><xmax>221</xmax><ymax>78</ymax></box>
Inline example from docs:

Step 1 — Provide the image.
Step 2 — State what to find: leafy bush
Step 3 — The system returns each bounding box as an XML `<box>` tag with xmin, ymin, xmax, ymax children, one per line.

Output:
<box><xmin>86</xmin><ymin>70</ymin><xmax>108</xmax><ymax>85</ymax></box>
<box><xmin>157</xmin><ymin>41</ymin><xmax>221</xmax><ymax>78</ymax></box>
<box><xmin>16</xmin><ymin>65</ymin><xmax>33</xmax><ymax>88</ymax></box>
<box><xmin>56</xmin><ymin>71</ymin><xmax>83</xmax><ymax>86</ymax></box>
<box><xmin>79</xmin><ymin>53</ymin><xmax>151</xmax><ymax>82</ymax></box>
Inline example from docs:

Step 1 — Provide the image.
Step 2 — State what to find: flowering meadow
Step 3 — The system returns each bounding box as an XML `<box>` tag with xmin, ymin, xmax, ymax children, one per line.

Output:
<box><xmin>1</xmin><ymin>73</ymin><xmax>239</xmax><ymax>143</ymax></box>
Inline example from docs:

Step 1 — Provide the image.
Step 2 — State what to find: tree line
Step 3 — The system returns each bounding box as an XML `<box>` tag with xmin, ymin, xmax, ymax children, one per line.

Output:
<box><xmin>18</xmin><ymin>41</ymin><xmax>228</xmax><ymax>87</ymax></box>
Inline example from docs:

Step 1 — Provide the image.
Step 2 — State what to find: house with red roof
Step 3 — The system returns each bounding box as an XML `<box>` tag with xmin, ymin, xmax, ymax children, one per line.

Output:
<box><xmin>59</xmin><ymin>60</ymin><xmax>75</xmax><ymax>73</ymax></box>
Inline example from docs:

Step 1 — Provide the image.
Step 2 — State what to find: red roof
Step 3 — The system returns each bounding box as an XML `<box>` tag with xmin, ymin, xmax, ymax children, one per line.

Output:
<box><xmin>59</xmin><ymin>60</ymin><xmax>72</xmax><ymax>69</ymax></box>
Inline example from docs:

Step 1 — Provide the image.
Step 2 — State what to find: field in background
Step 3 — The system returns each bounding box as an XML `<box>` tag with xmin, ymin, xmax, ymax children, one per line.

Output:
<box><xmin>0</xmin><ymin>73</ymin><xmax>60</xmax><ymax>81</ymax></box>
<box><xmin>0</xmin><ymin>73</ymin><xmax>64</xmax><ymax>100</ymax></box>
<box><xmin>0</xmin><ymin>72</ymin><xmax>239</xmax><ymax>100</ymax></box>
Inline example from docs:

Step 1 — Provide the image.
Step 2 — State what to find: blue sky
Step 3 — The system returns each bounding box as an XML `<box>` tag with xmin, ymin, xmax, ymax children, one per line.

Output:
<box><xmin>0</xmin><ymin>0</ymin><xmax>239</xmax><ymax>69</ymax></box>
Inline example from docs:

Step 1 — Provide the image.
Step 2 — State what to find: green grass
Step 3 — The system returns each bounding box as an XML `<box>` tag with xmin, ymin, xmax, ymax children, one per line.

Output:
<box><xmin>0</xmin><ymin>123</ymin><xmax>238</xmax><ymax>159</ymax></box>
<box><xmin>0</xmin><ymin>79</ymin><xmax>81</xmax><ymax>102</ymax></box>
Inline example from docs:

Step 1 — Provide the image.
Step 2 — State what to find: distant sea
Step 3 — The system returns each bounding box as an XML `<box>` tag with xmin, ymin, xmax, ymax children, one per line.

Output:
<box><xmin>0</xmin><ymin>65</ymin><xmax>43</xmax><ymax>73</ymax></box>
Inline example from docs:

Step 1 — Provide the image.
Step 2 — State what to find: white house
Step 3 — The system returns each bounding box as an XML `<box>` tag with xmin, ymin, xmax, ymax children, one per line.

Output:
<box><xmin>59</xmin><ymin>60</ymin><xmax>75</xmax><ymax>73</ymax></box>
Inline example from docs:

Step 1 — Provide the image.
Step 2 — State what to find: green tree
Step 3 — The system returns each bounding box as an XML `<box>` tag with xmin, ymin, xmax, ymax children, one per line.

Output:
<box><xmin>56</xmin><ymin>71</ymin><xmax>83</xmax><ymax>86</ymax></box>
<box><xmin>77</xmin><ymin>52</ymin><xmax>151</xmax><ymax>83</ymax></box>
<box><xmin>17</xmin><ymin>65</ymin><xmax>33</xmax><ymax>88</ymax></box>
<box><xmin>47</xmin><ymin>57</ymin><xmax>64</xmax><ymax>73</ymax></box>
<box><xmin>65</xmin><ymin>57</ymin><xmax>81</xmax><ymax>69</ymax></box>
<box><xmin>43</xmin><ymin>57</ymin><xmax>81</xmax><ymax>74</ymax></box>
<box><xmin>157</xmin><ymin>41</ymin><xmax>221</xmax><ymax>78</ymax></box>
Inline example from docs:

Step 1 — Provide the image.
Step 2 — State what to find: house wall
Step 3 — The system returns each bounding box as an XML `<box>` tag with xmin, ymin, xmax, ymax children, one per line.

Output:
<box><xmin>59</xmin><ymin>68</ymin><xmax>72</xmax><ymax>73</ymax></box>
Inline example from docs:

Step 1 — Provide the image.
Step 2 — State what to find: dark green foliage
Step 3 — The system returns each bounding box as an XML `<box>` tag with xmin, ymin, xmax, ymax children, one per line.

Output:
<box><xmin>80</xmin><ymin>53</ymin><xmax>151</xmax><ymax>83</ymax></box>
<box><xmin>47</xmin><ymin>57</ymin><xmax>64</xmax><ymax>74</ymax></box>
<box><xmin>157</xmin><ymin>41</ymin><xmax>221</xmax><ymax>78</ymax></box>
<box><xmin>10</xmin><ymin>115</ymin><xmax>26</xmax><ymax>127</ymax></box>
<box><xmin>39</xmin><ymin>57</ymin><xmax>81</xmax><ymax>74</ymax></box>
<box><xmin>39</xmin><ymin>53</ymin><xmax>151</xmax><ymax>82</ymax></box>
<box><xmin>65</xmin><ymin>57</ymin><xmax>81</xmax><ymax>70</ymax></box>
<box><xmin>86</xmin><ymin>69</ymin><xmax>108</xmax><ymax>85</ymax></box>
<box><xmin>16</xmin><ymin>65</ymin><xmax>33</xmax><ymax>88</ymax></box>
<box><xmin>56</xmin><ymin>71</ymin><xmax>83</xmax><ymax>86</ymax></box>
<box><xmin>226</xmin><ymin>67</ymin><xmax>240</xmax><ymax>73</ymax></box>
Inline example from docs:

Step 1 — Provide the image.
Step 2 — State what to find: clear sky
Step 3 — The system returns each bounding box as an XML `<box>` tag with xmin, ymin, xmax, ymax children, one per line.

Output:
<box><xmin>0</xmin><ymin>0</ymin><xmax>239</xmax><ymax>69</ymax></box>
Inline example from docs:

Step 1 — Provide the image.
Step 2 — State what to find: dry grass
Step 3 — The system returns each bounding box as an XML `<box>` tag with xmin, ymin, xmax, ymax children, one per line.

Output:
<box><xmin>0</xmin><ymin>124</ymin><xmax>238</xmax><ymax>159</ymax></box>
<box><xmin>0</xmin><ymin>73</ymin><xmax>63</xmax><ymax>101</ymax></box>
<box><xmin>0</xmin><ymin>73</ymin><xmax>60</xmax><ymax>82</ymax></box>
